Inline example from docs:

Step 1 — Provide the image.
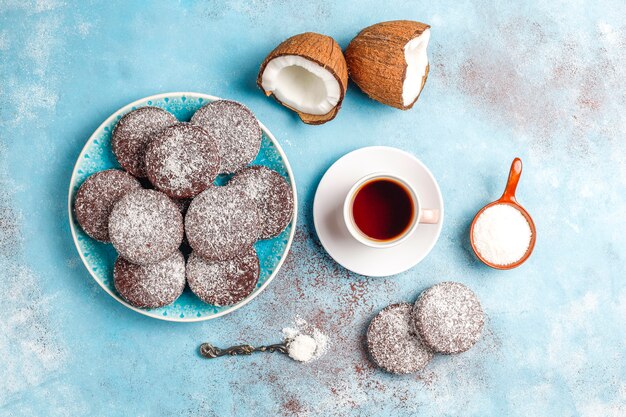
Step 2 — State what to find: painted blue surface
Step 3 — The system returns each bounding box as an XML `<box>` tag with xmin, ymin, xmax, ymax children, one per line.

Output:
<box><xmin>0</xmin><ymin>1</ymin><xmax>624</xmax><ymax>416</ymax></box>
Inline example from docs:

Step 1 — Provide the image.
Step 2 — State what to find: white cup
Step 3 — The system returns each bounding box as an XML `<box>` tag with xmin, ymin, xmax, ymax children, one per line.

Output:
<box><xmin>343</xmin><ymin>173</ymin><xmax>440</xmax><ymax>248</ymax></box>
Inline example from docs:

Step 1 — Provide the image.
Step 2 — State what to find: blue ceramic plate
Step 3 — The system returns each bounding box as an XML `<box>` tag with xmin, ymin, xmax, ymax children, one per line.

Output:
<box><xmin>68</xmin><ymin>92</ymin><xmax>297</xmax><ymax>322</ymax></box>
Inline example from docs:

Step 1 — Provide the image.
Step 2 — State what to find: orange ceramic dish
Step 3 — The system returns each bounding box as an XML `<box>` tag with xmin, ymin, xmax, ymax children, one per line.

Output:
<box><xmin>470</xmin><ymin>158</ymin><xmax>536</xmax><ymax>270</ymax></box>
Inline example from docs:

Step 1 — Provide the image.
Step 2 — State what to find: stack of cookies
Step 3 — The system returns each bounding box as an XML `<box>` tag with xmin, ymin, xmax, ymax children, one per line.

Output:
<box><xmin>74</xmin><ymin>100</ymin><xmax>294</xmax><ymax>309</ymax></box>
<box><xmin>366</xmin><ymin>282</ymin><xmax>484</xmax><ymax>374</ymax></box>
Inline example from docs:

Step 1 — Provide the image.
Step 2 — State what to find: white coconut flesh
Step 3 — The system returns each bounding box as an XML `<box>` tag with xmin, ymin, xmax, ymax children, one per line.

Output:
<box><xmin>261</xmin><ymin>55</ymin><xmax>341</xmax><ymax>115</ymax></box>
<box><xmin>402</xmin><ymin>29</ymin><xmax>430</xmax><ymax>107</ymax></box>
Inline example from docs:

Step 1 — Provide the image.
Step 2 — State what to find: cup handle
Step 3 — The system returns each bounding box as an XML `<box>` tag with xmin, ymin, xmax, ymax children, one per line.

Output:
<box><xmin>419</xmin><ymin>209</ymin><xmax>440</xmax><ymax>224</ymax></box>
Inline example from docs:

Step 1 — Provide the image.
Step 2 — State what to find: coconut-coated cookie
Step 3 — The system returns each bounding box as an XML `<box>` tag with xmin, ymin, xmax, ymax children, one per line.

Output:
<box><xmin>186</xmin><ymin>248</ymin><xmax>260</xmax><ymax>306</ymax></box>
<box><xmin>172</xmin><ymin>198</ymin><xmax>191</xmax><ymax>216</ymax></box>
<box><xmin>190</xmin><ymin>100</ymin><xmax>262</xmax><ymax>173</ymax></box>
<box><xmin>144</xmin><ymin>123</ymin><xmax>220</xmax><ymax>199</ymax></box>
<box><xmin>171</xmin><ymin>198</ymin><xmax>192</xmax><ymax>257</ymax></box>
<box><xmin>185</xmin><ymin>186</ymin><xmax>261</xmax><ymax>261</ymax></box>
<box><xmin>229</xmin><ymin>166</ymin><xmax>294</xmax><ymax>239</ymax></box>
<box><xmin>367</xmin><ymin>303</ymin><xmax>433</xmax><ymax>374</ymax></box>
<box><xmin>108</xmin><ymin>189</ymin><xmax>183</xmax><ymax>265</ymax></box>
<box><xmin>74</xmin><ymin>169</ymin><xmax>142</xmax><ymax>242</ymax></box>
<box><xmin>114</xmin><ymin>250</ymin><xmax>186</xmax><ymax>309</ymax></box>
<box><xmin>111</xmin><ymin>107</ymin><xmax>177</xmax><ymax>177</ymax></box>
<box><xmin>413</xmin><ymin>282</ymin><xmax>484</xmax><ymax>354</ymax></box>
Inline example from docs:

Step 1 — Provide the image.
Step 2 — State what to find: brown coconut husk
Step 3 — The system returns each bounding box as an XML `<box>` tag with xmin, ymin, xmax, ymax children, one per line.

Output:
<box><xmin>345</xmin><ymin>20</ymin><xmax>431</xmax><ymax>110</ymax></box>
<box><xmin>258</xmin><ymin>32</ymin><xmax>348</xmax><ymax>125</ymax></box>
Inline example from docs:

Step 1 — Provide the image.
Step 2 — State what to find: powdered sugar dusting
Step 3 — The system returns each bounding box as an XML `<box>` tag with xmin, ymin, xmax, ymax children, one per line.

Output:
<box><xmin>414</xmin><ymin>282</ymin><xmax>484</xmax><ymax>354</ymax></box>
<box><xmin>186</xmin><ymin>248</ymin><xmax>259</xmax><ymax>306</ymax></box>
<box><xmin>111</xmin><ymin>107</ymin><xmax>177</xmax><ymax>177</ymax></box>
<box><xmin>190</xmin><ymin>100</ymin><xmax>261</xmax><ymax>173</ymax></box>
<box><xmin>185</xmin><ymin>186</ymin><xmax>261</xmax><ymax>260</ymax></box>
<box><xmin>108</xmin><ymin>189</ymin><xmax>183</xmax><ymax>265</ymax></box>
<box><xmin>114</xmin><ymin>251</ymin><xmax>186</xmax><ymax>309</ymax></box>
<box><xmin>282</xmin><ymin>316</ymin><xmax>329</xmax><ymax>362</ymax></box>
<box><xmin>73</xmin><ymin>169</ymin><xmax>141</xmax><ymax>242</ymax></box>
<box><xmin>0</xmin><ymin>177</ymin><xmax>67</xmax><ymax>405</ymax></box>
<box><xmin>0</xmin><ymin>265</ymin><xmax>68</xmax><ymax>405</ymax></box>
<box><xmin>145</xmin><ymin>123</ymin><xmax>220</xmax><ymax>198</ymax></box>
<box><xmin>229</xmin><ymin>166</ymin><xmax>294</xmax><ymax>239</ymax></box>
<box><xmin>367</xmin><ymin>303</ymin><xmax>433</xmax><ymax>374</ymax></box>
<box><xmin>0</xmin><ymin>30</ymin><xmax>9</xmax><ymax>51</ymax></box>
<box><xmin>286</xmin><ymin>335</ymin><xmax>317</xmax><ymax>362</ymax></box>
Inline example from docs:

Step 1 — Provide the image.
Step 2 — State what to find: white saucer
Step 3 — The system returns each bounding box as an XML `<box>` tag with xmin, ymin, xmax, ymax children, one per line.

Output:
<box><xmin>313</xmin><ymin>146</ymin><xmax>444</xmax><ymax>277</ymax></box>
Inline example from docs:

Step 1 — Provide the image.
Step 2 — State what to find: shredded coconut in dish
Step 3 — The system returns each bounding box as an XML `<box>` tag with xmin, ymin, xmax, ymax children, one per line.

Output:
<box><xmin>473</xmin><ymin>203</ymin><xmax>532</xmax><ymax>265</ymax></box>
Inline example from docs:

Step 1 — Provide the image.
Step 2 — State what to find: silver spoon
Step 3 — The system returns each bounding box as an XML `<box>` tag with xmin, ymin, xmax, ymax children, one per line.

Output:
<box><xmin>199</xmin><ymin>342</ymin><xmax>288</xmax><ymax>358</ymax></box>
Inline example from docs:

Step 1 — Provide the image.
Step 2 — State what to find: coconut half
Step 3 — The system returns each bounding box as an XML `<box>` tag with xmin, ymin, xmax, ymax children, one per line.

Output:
<box><xmin>345</xmin><ymin>20</ymin><xmax>431</xmax><ymax>110</ymax></box>
<box><xmin>258</xmin><ymin>32</ymin><xmax>348</xmax><ymax>125</ymax></box>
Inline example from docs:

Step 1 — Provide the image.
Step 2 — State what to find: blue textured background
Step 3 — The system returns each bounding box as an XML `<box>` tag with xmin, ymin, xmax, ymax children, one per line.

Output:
<box><xmin>1</xmin><ymin>1</ymin><xmax>625</xmax><ymax>416</ymax></box>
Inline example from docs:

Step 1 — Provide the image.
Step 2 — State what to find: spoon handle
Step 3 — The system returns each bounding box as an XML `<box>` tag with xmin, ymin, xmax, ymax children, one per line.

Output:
<box><xmin>500</xmin><ymin>158</ymin><xmax>522</xmax><ymax>203</ymax></box>
<box><xmin>199</xmin><ymin>342</ymin><xmax>288</xmax><ymax>359</ymax></box>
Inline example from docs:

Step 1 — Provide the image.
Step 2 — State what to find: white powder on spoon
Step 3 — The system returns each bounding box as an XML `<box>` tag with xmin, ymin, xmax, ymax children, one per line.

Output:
<box><xmin>282</xmin><ymin>318</ymin><xmax>329</xmax><ymax>362</ymax></box>
<box><xmin>472</xmin><ymin>203</ymin><xmax>532</xmax><ymax>266</ymax></box>
<box><xmin>286</xmin><ymin>334</ymin><xmax>318</xmax><ymax>362</ymax></box>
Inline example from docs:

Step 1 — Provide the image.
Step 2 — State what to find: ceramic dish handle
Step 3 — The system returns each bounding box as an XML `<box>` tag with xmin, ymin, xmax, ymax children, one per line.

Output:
<box><xmin>500</xmin><ymin>158</ymin><xmax>522</xmax><ymax>204</ymax></box>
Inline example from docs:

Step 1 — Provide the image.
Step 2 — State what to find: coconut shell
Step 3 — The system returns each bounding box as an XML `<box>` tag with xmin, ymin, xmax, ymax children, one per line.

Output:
<box><xmin>345</xmin><ymin>20</ymin><xmax>431</xmax><ymax>110</ymax></box>
<box><xmin>258</xmin><ymin>32</ymin><xmax>348</xmax><ymax>125</ymax></box>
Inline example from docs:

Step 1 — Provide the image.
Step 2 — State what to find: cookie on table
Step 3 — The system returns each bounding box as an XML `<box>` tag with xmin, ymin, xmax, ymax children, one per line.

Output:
<box><xmin>367</xmin><ymin>303</ymin><xmax>433</xmax><ymax>374</ymax></box>
<box><xmin>114</xmin><ymin>250</ymin><xmax>186</xmax><ymax>309</ymax></box>
<box><xmin>74</xmin><ymin>169</ymin><xmax>142</xmax><ymax>242</ymax></box>
<box><xmin>190</xmin><ymin>100</ymin><xmax>262</xmax><ymax>173</ymax></box>
<box><xmin>413</xmin><ymin>282</ymin><xmax>484</xmax><ymax>354</ymax></box>
<box><xmin>229</xmin><ymin>166</ymin><xmax>293</xmax><ymax>239</ymax></box>
<box><xmin>108</xmin><ymin>189</ymin><xmax>183</xmax><ymax>265</ymax></box>
<box><xmin>186</xmin><ymin>247</ymin><xmax>260</xmax><ymax>306</ymax></box>
<box><xmin>185</xmin><ymin>186</ymin><xmax>261</xmax><ymax>261</ymax></box>
<box><xmin>111</xmin><ymin>107</ymin><xmax>177</xmax><ymax>177</ymax></box>
<box><xmin>145</xmin><ymin>123</ymin><xmax>220</xmax><ymax>199</ymax></box>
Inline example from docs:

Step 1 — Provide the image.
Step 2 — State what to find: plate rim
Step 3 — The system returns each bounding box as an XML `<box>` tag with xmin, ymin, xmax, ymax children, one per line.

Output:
<box><xmin>313</xmin><ymin>145</ymin><xmax>443</xmax><ymax>277</ymax></box>
<box><xmin>67</xmin><ymin>92</ymin><xmax>298</xmax><ymax>323</ymax></box>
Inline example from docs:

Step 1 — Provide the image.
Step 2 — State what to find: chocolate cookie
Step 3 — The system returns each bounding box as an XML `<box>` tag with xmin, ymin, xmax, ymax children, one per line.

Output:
<box><xmin>186</xmin><ymin>248</ymin><xmax>260</xmax><ymax>306</ymax></box>
<box><xmin>229</xmin><ymin>166</ymin><xmax>294</xmax><ymax>239</ymax></box>
<box><xmin>108</xmin><ymin>189</ymin><xmax>183</xmax><ymax>265</ymax></box>
<box><xmin>114</xmin><ymin>250</ymin><xmax>186</xmax><ymax>308</ymax></box>
<box><xmin>172</xmin><ymin>198</ymin><xmax>192</xmax><ymax>258</ymax></box>
<box><xmin>413</xmin><ymin>282</ymin><xmax>484</xmax><ymax>354</ymax></box>
<box><xmin>367</xmin><ymin>303</ymin><xmax>433</xmax><ymax>374</ymax></box>
<box><xmin>111</xmin><ymin>107</ymin><xmax>177</xmax><ymax>177</ymax></box>
<box><xmin>185</xmin><ymin>186</ymin><xmax>261</xmax><ymax>261</ymax></box>
<box><xmin>145</xmin><ymin>123</ymin><xmax>220</xmax><ymax>198</ymax></box>
<box><xmin>190</xmin><ymin>100</ymin><xmax>262</xmax><ymax>173</ymax></box>
<box><xmin>74</xmin><ymin>169</ymin><xmax>142</xmax><ymax>242</ymax></box>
